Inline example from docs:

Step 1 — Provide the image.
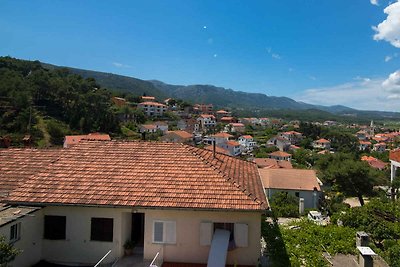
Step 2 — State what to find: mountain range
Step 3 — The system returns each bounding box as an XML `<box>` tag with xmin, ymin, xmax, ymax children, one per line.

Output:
<box><xmin>42</xmin><ymin>63</ymin><xmax>400</xmax><ymax>121</ymax></box>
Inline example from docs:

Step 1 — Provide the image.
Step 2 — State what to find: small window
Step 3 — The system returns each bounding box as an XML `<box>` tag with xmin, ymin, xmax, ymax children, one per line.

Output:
<box><xmin>91</xmin><ymin>218</ymin><xmax>113</xmax><ymax>242</ymax></box>
<box><xmin>44</xmin><ymin>215</ymin><xmax>66</xmax><ymax>240</ymax></box>
<box><xmin>295</xmin><ymin>192</ymin><xmax>300</xmax><ymax>197</ymax></box>
<box><xmin>10</xmin><ymin>222</ymin><xmax>21</xmax><ymax>242</ymax></box>
<box><xmin>214</xmin><ymin>222</ymin><xmax>234</xmax><ymax>241</ymax></box>
<box><xmin>152</xmin><ymin>220</ymin><xmax>176</xmax><ymax>244</ymax></box>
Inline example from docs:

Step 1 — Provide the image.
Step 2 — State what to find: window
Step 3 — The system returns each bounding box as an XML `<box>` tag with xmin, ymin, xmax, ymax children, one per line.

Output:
<box><xmin>10</xmin><ymin>222</ymin><xmax>21</xmax><ymax>242</ymax></box>
<box><xmin>152</xmin><ymin>220</ymin><xmax>176</xmax><ymax>244</ymax></box>
<box><xmin>214</xmin><ymin>222</ymin><xmax>234</xmax><ymax>241</ymax></box>
<box><xmin>295</xmin><ymin>192</ymin><xmax>300</xmax><ymax>197</ymax></box>
<box><xmin>91</xmin><ymin>218</ymin><xmax>113</xmax><ymax>242</ymax></box>
<box><xmin>44</xmin><ymin>215</ymin><xmax>66</xmax><ymax>240</ymax></box>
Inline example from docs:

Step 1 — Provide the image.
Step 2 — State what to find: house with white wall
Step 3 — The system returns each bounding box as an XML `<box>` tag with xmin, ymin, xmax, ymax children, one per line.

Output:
<box><xmin>3</xmin><ymin>141</ymin><xmax>267</xmax><ymax>267</ymax></box>
<box><xmin>259</xmin><ymin>169</ymin><xmax>321</xmax><ymax>209</ymax></box>
<box><xmin>197</xmin><ymin>114</ymin><xmax>216</xmax><ymax>132</ymax></box>
<box><xmin>137</xmin><ymin>102</ymin><xmax>167</xmax><ymax>117</ymax></box>
<box><xmin>313</xmin><ymin>138</ymin><xmax>331</xmax><ymax>150</ymax></box>
<box><xmin>269</xmin><ymin>151</ymin><xmax>292</xmax><ymax>161</ymax></box>
<box><xmin>238</xmin><ymin>135</ymin><xmax>257</xmax><ymax>153</ymax></box>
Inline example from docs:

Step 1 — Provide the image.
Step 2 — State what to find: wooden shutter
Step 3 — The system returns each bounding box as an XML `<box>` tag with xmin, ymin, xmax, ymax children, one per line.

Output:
<box><xmin>164</xmin><ymin>221</ymin><xmax>176</xmax><ymax>244</ymax></box>
<box><xmin>199</xmin><ymin>222</ymin><xmax>213</xmax><ymax>246</ymax></box>
<box><xmin>234</xmin><ymin>223</ymin><xmax>248</xmax><ymax>247</ymax></box>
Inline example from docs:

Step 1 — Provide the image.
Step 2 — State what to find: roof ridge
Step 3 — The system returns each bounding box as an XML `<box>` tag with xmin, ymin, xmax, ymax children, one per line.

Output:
<box><xmin>181</xmin><ymin>145</ymin><xmax>264</xmax><ymax>206</ymax></box>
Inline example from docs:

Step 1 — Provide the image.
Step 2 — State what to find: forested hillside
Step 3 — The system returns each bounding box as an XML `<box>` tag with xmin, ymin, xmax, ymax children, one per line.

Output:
<box><xmin>0</xmin><ymin>57</ymin><xmax>119</xmax><ymax>146</ymax></box>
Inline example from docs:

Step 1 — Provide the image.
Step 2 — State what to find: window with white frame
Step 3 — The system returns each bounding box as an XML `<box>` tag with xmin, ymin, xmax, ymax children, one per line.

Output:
<box><xmin>10</xmin><ymin>222</ymin><xmax>21</xmax><ymax>242</ymax></box>
<box><xmin>152</xmin><ymin>220</ymin><xmax>176</xmax><ymax>244</ymax></box>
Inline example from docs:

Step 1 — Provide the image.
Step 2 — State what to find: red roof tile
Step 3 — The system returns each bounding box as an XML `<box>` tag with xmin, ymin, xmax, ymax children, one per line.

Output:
<box><xmin>6</xmin><ymin>141</ymin><xmax>267</xmax><ymax>211</ymax></box>
<box><xmin>0</xmin><ymin>148</ymin><xmax>61</xmax><ymax>197</ymax></box>
<box><xmin>253</xmin><ymin>158</ymin><xmax>292</xmax><ymax>169</ymax></box>
<box><xmin>269</xmin><ymin>151</ymin><xmax>291</xmax><ymax>157</ymax></box>
<box><xmin>64</xmin><ymin>133</ymin><xmax>111</xmax><ymax>147</ymax></box>
<box><xmin>259</xmin><ymin>169</ymin><xmax>320</xmax><ymax>191</ymax></box>
<box><xmin>390</xmin><ymin>149</ymin><xmax>400</xmax><ymax>162</ymax></box>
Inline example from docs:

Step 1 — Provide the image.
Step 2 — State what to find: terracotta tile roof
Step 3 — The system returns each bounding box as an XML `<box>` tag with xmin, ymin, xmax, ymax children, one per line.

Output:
<box><xmin>211</xmin><ymin>132</ymin><xmax>233</xmax><ymax>138</ymax></box>
<box><xmin>141</xmin><ymin>124</ymin><xmax>157</xmax><ymax>130</ymax></box>
<box><xmin>315</xmin><ymin>138</ymin><xmax>330</xmax><ymax>143</ymax></box>
<box><xmin>0</xmin><ymin>148</ymin><xmax>61</xmax><ymax>197</ymax></box>
<box><xmin>204</xmin><ymin>145</ymin><xmax>230</xmax><ymax>156</ymax></box>
<box><xmin>283</xmin><ymin>131</ymin><xmax>302</xmax><ymax>135</ymax></box>
<box><xmin>141</xmin><ymin>96</ymin><xmax>155</xmax><ymax>100</ymax></box>
<box><xmin>166</xmin><ymin>130</ymin><xmax>193</xmax><ymax>139</ymax></box>
<box><xmin>138</xmin><ymin>101</ymin><xmax>166</xmax><ymax>107</ymax></box>
<box><xmin>241</xmin><ymin>135</ymin><xmax>253</xmax><ymax>139</ymax></box>
<box><xmin>6</xmin><ymin>141</ymin><xmax>267</xmax><ymax>211</ymax></box>
<box><xmin>269</xmin><ymin>151</ymin><xmax>291</xmax><ymax>157</ymax></box>
<box><xmin>230</xmin><ymin>123</ymin><xmax>245</xmax><ymax>127</ymax></box>
<box><xmin>390</xmin><ymin>149</ymin><xmax>400</xmax><ymax>162</ymax></box>
<box><xmin>64</xmin><ymin>133</ymin><xmax>111</xmax><ymax>147</ymax></box>
<box><xmin>359</xmin><ymin>141</ymin><xmax>371</xmax><ymax>145</ymax></box>
<box><xmin>226</xmin><ymin>140</ymin><xmax>240</xmax><ymax>146</ymax></box>
<box><xmin>216</xmin><ymin>110</ymin><xmax>229</xmax><ymax>114</ymax></box>
<box><xmin>259</xmin><ymin>169</ymin><xmax>320</xmax><ymax>191</ymax></box>
<box><xmin>253</xmin><ymin>158</ymin><xmax>293</xmax><ymax>169</ymax></box>
<box><xmin>199</xmin><ymin>114</ymin><xmax>215</xmax><ymax>119</ymax></box>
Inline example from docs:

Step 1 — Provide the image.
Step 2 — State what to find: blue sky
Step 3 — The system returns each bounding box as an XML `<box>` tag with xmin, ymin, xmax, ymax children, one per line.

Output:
<box><xmin>1</xmin><ymin>0</ymin><xmax>400</xmax><ymax>111</ymax></box>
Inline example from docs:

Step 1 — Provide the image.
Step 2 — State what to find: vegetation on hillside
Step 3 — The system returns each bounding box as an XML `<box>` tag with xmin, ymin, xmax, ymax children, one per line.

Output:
<box><xmin>0</xmin><ymin>57</ymin><xmax>119</xmax><ymax>146</ymax></box>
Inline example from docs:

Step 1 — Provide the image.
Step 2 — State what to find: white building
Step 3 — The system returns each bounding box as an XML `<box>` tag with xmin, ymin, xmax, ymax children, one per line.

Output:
<box><xmin>238</xmin><ymin>135</ymin><xmax>257</xmax><ymax>152</ymax></box>
<box><xmin>137</xmin><ymin>102</ymin><xmax>167</xmax><ymax>117</ymax></box>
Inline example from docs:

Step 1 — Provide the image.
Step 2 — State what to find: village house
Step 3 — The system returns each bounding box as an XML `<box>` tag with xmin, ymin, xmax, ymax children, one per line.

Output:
<box><xmin>356</xmin><ymin>130</ymin><xmax>369</xmax><ymax>141</ymax></box>
<box><xmin>267</xmin><ymin>136</ymin><xmax>291</xmax><ymax>152</ymax></box>
<box><xmin>269</xmin><ymin>151</ymin><xmax>292</xmax><ymax>161</ymax></box>
<box><xmin>2</xmin><ymin>141</ymin><xmax>267</xmax><ymax>267</ymax></box>
<box><xmin>63</xmin><ymin>133</ymin><xmax>111</xmax><ymax>148</ymax></box>
<box><xmin>197</xmin><ymin>114</ymin><xmax>216</xmax><ymax>132</ymax></box>
<box><xmin>238</xmin><ymin>135</ymin><xmax>257</xmax><ymax>153</ymax></box>
<box><xmin>361</xmin><ymin>156</ymin><xmax>387</xmax><ymax>170</ymax></box>
<box><xmin>359</xmin><ymin>141</ymin><xmax>372</xmax><ymax>151</ymax></box>
<box><xmin>160</xmin><ymin>130</ymin><xmax>193</xmax><ymax>144</ymax></box>
<box><xmin>215</xmin><ymin>110</ymin><xmax>231</xmax><ymax>121</ymax></box>
<box><xmin>259</xmin><ymin>118</ymin><xmax>270</xmax><ymax>127</ymax></box>
<box><xmin>210</xmin><ymin>132</ymin><xmax>234</xmax><ymax>145</ymax></box>
<box><xmin>154</xmin><ymin>121</ymin><xmax>169</xmax><ymax>133</ymax></box>
<box><xmin>227</xmin><ymin>123</ymin><xmax>246</xmax><ymax>133</ymax></box>
<box><xmin>220</xmin><ymin>116</ymin><xmax>236</xmax><ymax>124</ymax></box>
<box><xmin>278</xmin><ymin>131</ymin><xmax>303</xmax><ymax>145</ymax></box>
<box><xmin>313</xmin><ymin>138</ymin><xmax>331</xmax><ymax>150</ymax></box>
<box><xmin>193</xmin><ymin>104</ymin><xmax>213</xmax><ymax>114</ymax></box>
<box><xmin>217</xmin><ymin>140</ymin><xmax>242</xmax><ymax>156</ymax></box>
<box><xmin>177</xmin><ymin>118</ymin><xmax>200</xmax><ymax>134</ymax></box>
<box><xmin>259</xmin><ymin>169</ymin><xmax>322</xmax><ymax>209</ymax></box>
<box><xmin>137</xmin><ymin>102</ymin><xmax>167</xmax><ymax>117</ymax></box>
<box><xmin>373</xmin><ymin>142</ymin><xmax>386</xmax><ymax>153</ymax></box>
<box><xmin>139</xmin><ymin>124</ymin><xmax>158</xmax><ymax>133</ymax></box>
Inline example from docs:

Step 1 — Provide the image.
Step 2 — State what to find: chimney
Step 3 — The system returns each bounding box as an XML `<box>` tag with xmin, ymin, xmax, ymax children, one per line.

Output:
<box><xmin>213</xmin><ymin>140</ymin><xmax>216</xmax><ymax>158</ymax></box>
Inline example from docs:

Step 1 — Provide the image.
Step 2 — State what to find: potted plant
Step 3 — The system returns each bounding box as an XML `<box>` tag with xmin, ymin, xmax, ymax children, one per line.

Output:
<box><xmin>123</xmin><ymin>240</ymin><xmax>135</xmax><ymax>256</ymax></box>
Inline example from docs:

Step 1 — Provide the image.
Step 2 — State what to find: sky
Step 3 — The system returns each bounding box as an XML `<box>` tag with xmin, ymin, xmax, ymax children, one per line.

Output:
<box><xmin>0</xmin><ymin>0</ymin><xmax>400</xmax><ymax>111</ymax></box>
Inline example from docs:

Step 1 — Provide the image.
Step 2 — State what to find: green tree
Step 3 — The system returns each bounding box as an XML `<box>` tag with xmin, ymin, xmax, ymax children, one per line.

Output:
<box><xmin>318</xmin><ymin>154</ymin><xmax>375</xmax><ymax>206</ymax></box>
<box><xmin>0</xmin><ymin>235</ymin><xmax>19</xmax><ymax>266</ymax></box>
<box><xmin>270</xmin><ymin>191</ymin><xmax>299</xmax><ymax>218</ymax></box>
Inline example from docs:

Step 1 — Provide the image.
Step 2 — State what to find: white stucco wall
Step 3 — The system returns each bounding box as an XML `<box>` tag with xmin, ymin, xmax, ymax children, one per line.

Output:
<box><xmin>140</xmin><ymin>209</ymin><xmax>262</xmax><ymax>266</ymax></box>
<box><xmin>41</xmin><ymin>206</ymin><xmax>131</xmax><ymax>265</ymax></box>
<box><xmin>0</xmin><ymin>209</ymin><xmax>43</xmax><ymax>267</ymax></box>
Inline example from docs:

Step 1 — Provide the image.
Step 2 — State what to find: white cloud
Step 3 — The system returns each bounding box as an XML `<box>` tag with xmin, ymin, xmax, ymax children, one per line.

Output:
<box><xmin>385</xmin><ymin>55</ymin><xmax>393</xmax><ymax>62</ymax></box>
<box><xmin>296</xmin><ymin>75</ymin><xmax>400</xmax><ymax>111</ymax></box>
<box><xmin>203</xmin><ymin>26</ymin><xmax>207</xmax><ymax>29</ymax></box>
<box><xmin>112</xmin><ymin>62</ymin><xmax>132</xmax><ymax>68</ymax></box>
<box><xmin>372</xmin><ymin>1</ymin><xmax>400</xmax><ymax>48</ymax></box>
<box><xmin>309</xmin><ymin>75</ymin><xmax>317</xmax><ymax>81</ymax></box>
<box><xmin>271</xmin><ymin>53</ymin><xmax>281</xmax><ymax>59</ymax></box>
<box><xmin>370</xmin><ymin>0</ymin><xmax>379</xmax><ymax>6</ymax></box>
<box><xmin>382</xmin><ymin>70</ymin><xmax>400</xmax><ymax>93</ymax></box>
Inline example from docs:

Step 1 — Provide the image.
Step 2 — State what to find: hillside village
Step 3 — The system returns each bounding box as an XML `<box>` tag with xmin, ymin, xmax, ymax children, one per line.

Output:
<box><xmin>2</xmin><ymin>81</ymin><xmax>400</xmax><ymax>267</ymax></box>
